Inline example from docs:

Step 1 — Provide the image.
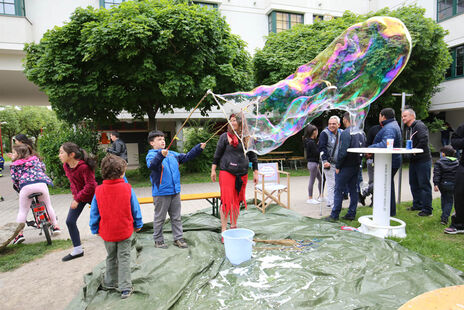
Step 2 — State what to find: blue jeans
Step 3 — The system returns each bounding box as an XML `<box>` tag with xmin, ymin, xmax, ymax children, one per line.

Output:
<box><xmin>409</xmin><ymin>160</ymin><xmax>433</xmax><ymax>214</ymax></box>
<box><xmin>66</xmin><ymin>202</ymin><xmax>87</xmax><ymax>247</ymax></box>
<box><xmin>331</xmin><ymin>165</ymin><xmax>359</xmax><ymax>219</ymax></box>
<box><xmin>439</xmin><ymin>183</ymin><xmax>454</xmax><ymax>222</ymax></box>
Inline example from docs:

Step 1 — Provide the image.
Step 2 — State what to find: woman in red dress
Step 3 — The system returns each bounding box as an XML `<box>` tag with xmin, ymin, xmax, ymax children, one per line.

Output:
<box><xmin>211</xmin><ymin>114</ymin><xmax>258</xmax><ymax>237</ymax></box>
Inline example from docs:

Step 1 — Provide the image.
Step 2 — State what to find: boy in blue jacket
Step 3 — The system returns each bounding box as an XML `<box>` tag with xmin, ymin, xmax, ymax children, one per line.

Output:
<box><xmin>146</xmin><ymin>130</ymin><xmax>205</xmax><ymax>249</ymax></box>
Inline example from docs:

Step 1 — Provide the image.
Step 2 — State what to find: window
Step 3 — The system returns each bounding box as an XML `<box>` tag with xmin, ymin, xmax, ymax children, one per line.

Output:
<box><xmin>268</xmin><ymin>11</ymin><xmax>303</xmax><ymax>33</ymax></box>
<box><xmin>0</xmin><ymin>0</ymin><xmax>24</xmax><ymax>16</ymax></box>
<box><xmin>313</xmin><ymin>14</ymin><xmax>324</xmax><ymax>22</ymax></box>
<box><xmin>192</xmin><ymin>1</ymin><xmax>218</xmax><ymax>9</ymax></box>
<box><xmin>100</xmin><ymin>0</ymin><xmax>125</xmax><ymax>9</ymax></box>
<box><xmin>437</xmin><ymin>0</ymin><xmax>464</xmax><ymax>21</ymax></box>
<box><xmin>446</xmin><ymin>44</ymin><xmax>464</xmax><ymax>79</ymax></box>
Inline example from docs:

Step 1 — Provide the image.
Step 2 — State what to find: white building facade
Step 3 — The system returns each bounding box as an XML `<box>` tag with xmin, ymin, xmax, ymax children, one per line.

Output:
<box><xmin>1</xmin><ymin>0</ymin><xmax>463</xmax><ymax>144</ymax></box>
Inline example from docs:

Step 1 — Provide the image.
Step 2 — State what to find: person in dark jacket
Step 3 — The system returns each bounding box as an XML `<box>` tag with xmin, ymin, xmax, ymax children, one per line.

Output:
<box><xmin>402</xmin><ymin>108</ymin><xmax>433</xmax><ymax>216</ymax></box>
<box><xmin>447</xmin><ymin>123</ymin><xmax>464</xmax><ymax>234</ymax></box>
<box><xmin>304</xmin><ymin>124</ymin><xmax>322</xmax><ymax>204</ymax></box>
<box><xmin>369</xmin><ymin>108</ymin><xmax>402</xmax><ymax>216</ymax></box>
<box><xmin>211</xmin><ymin>114</ymin><xmax>258</xmax><ymax>238</ymax></box>
<box><xmin>433</xmin><ymin>145</ymin><xmax>459</xmax><ymax>226</ymax></box>
<box><xmin>59</xmin><ymin>142</ymin><xmax>97</xmax><ymax>261</ymax></box>
<box><xmin>146</xmin><ymin>130</ymin><xmax>205</xmax><ymax>249</ymax></box>
<box><xmin>325</xmin><ymin>112</ymin><xmax>365</xmax><ymax>221</ymax></box>
<box><xmin>107</xmin><ymin>131</ymin><xmax>128</xmax><ymax>162</ymax></box>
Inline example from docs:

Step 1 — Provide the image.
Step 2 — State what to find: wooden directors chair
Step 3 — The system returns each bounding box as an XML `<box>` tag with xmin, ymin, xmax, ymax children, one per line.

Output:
<box><xmin>254</xmin><ymin>162</ymin><xmax>290</xmax><ymax>213</ymax></box>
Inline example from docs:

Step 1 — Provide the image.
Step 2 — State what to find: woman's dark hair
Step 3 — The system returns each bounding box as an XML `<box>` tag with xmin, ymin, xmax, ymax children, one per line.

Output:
<box><xmin>61</xmin><ymin>142</ymin><xmax>97</xmax><ymax>171</ymax></box>
<box><xmin>101</xmin><ymin>154</ymin><xmax>126</xmax><ymax>180</ymax></box>
<box><xmin>304</xmin><ymin>124</ymin><xmax>318</xmax><ymax>140</ymax></box>
<box><xmin>12</xmin><ymin>144</ymin><xmax>33</xmax><ymax>160</ymax></box>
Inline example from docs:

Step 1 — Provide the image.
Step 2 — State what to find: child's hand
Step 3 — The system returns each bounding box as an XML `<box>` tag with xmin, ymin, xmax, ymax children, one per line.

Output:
<box><xmin>161</xmin><ymin>149</ymin><xmax>168</xmax><ymax>157</ymax></box>
<box><xmin>70</xmin><ymin>200</ymin><xmax>79</xmax><ymax>209</ymax></box>
<box><xmin>200</xmin><ymin>143</ymin><xmax>206</xmax><ymax>149</ymax></box>
<box><xmin>434</xmin><ymin>185</ymin><xmax>439</xmax><ymax>192</ymax></box>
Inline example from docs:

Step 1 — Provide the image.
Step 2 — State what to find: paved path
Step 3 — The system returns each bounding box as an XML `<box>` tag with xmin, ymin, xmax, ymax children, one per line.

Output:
<box><xmin>0</xmin><ymin>161</ymin><xmax>440</xmax><ymax>245</ymax></box>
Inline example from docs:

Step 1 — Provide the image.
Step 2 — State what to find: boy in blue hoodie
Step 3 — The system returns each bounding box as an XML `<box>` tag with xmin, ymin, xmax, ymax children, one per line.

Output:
<box><xmin>146</xmin><ymin>130</ymin><xmax>205</xmax><ymax>249</ymax></box>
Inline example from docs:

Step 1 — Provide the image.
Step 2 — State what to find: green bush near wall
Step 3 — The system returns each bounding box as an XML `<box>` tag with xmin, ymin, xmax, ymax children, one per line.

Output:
<box><xmin>182</xmin><ymin>121</ymin><xmax>219</xmax><ymax>173</ymax></box>
<box><xmin>38</xmin><ymin>124</ymin><xmax>105</xmax><ymax>188</ymax></box>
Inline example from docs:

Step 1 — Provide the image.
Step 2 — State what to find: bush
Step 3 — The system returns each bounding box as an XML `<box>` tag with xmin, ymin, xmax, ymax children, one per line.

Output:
<box><xmin>182</xmin><ymin>121</ymin><xmax>219</xmax><ymax>173</ymax></box>
<box><xmin>38</xmin><ymin>124</ymin><xmax>105</xmax><ymax>187</ymax></box>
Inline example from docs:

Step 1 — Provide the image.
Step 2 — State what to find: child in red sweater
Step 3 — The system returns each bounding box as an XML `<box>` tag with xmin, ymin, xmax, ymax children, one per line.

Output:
<box><xmin>90</xmin><ymin>154</ymin><xmax>143</xmax><ymax>299</ymax></box>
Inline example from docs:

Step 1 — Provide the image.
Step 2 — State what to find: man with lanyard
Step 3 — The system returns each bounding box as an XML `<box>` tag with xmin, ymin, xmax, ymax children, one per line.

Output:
<box><xmin>318</xmin><ymin>115</ymin><xmax>343</xmax><ymax>210</ymax></box>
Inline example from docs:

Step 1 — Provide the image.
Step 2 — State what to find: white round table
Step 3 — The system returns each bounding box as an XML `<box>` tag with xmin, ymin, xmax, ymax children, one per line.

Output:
<box><xmin>347</xmin><ymin>147</ymin><xmax>423</xmax><ymax>238</ymax></box>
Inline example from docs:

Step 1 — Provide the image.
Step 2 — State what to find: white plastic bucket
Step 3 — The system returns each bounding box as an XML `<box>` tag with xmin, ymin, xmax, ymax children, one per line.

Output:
<box><xmin>222</xmin><ymin>228</ymin><xmax>255</xmax><ymax>265</ymax></box>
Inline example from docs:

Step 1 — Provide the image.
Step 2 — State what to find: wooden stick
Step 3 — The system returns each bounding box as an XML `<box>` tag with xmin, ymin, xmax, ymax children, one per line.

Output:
<box><xmin>204</xmin><ymin>122</ymin><xmax>229</xmax><ymax>144</ymax></box>
<box><xmin>166</xmin><ymin>90</ymin><xmax>211</xmax><ymax>150</ymax></box>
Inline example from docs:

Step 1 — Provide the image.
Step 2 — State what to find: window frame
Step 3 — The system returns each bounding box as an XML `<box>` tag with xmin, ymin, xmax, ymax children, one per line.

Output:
<box><xmin>99</xmin><ymin>0</ymin><xmax>125</xmax><ymax>9</ymax></box>
<box><xmin>445</xmin><ymin>44</ymin><xmax>464</xmax><ymax>80</ymax></box>
<box><xmin>0</xmin><ymin>0</ymin><xmax>25</xmax><ymax>17</ymax></box>
<box><xmin>437</xmin><ymin>0</ymin><xmax>464</xmax><ymax>22</ymax></box>
<box><xmin>268</xmin><ymin>11</ymin><xmax>304</xmax><ymax>34</ymax></box>
<box><xmin>192</xmin><ymin>1</ymin><xmax>218</xmax><ymax>9</ymax></box>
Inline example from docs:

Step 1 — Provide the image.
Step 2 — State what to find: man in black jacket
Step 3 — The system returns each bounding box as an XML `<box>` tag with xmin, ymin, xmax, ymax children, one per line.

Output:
<box><xmin>402</xmin><ymin>108</ymin><xmax>432</xmax><ymax>216</ymax></box>
<box><xmin>107</xmin><ymin>132</ymin><xmax>128</xmax><ymax>162</ymax></box>
<box><xmin>325</xmin><ymin>112</ymin><xmax>365</xmax><ymax>221</ymax></box>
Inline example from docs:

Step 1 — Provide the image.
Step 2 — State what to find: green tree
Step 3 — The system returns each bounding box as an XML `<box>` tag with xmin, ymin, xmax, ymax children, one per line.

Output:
<box><xmin>253</xmin><ymin>6</ymin><xmax>451</xmax><ymax>125</ymax></box>
<box><xmin>24</xmin><ymin>0</ymin><xmax>253</xmax><ymax>129</ymax></box>
<box><xmin>0</xmin><ymin>106</ymin><xmax>61</xmax><ymax>152</ymax></box>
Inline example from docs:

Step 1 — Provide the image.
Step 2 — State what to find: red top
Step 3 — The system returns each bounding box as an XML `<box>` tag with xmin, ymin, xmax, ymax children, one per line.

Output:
<box><xmin>63</xmin><ymin>160</ymin><xmax>97</xmax><ymax>203</ymax></box>
<box><xmin>95</xmin><ymin>179</ymin><xmax>134</xmax><ymax>242</ymax></box>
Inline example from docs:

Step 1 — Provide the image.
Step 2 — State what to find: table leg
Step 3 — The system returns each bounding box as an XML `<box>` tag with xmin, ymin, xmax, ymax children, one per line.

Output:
<box><xmin>372</xmin><ymin>153</ymin><xmax>392</xmax><ymax>226</ymax></box>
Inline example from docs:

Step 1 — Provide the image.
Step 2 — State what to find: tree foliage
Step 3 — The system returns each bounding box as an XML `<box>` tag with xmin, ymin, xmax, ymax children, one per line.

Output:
<box><xmin>0</xmin><ymin>106</ymin><xmax>61</xmax><ymax>152</ymax></box>
<box><xmin>24</xmin><ymin>0</ymin><xmax>253</xmax><ymax>129</ymax></box>
<box><xmin>253</xmin><ymin>6</ymin><xmax>452</xmax><ymax>126</ymax></box>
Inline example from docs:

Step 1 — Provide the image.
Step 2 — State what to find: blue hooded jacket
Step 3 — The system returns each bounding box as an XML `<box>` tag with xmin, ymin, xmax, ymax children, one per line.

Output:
<box><xmin>369</xmin><ymin>118</ymin><xmax>402</xmax><ymax>169</ymax></box>
<box><xmin>146</xmin><ymin>144</ymin><xmax>203</xmax><ymax>196</ymax></box>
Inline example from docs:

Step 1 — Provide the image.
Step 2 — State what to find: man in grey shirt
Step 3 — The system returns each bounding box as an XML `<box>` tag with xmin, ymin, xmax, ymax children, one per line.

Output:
<box><xmin>107</xmin><ymin>131</ymin><xmax>128</xmax><ymax>162</ymax></box>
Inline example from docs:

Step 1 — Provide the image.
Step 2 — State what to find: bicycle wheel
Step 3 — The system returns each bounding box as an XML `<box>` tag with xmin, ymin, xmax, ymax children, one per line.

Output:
<box><xmin>42</xmin><ymin>222</ymin><xmax>52</xmax><ymax>245</ymax></box>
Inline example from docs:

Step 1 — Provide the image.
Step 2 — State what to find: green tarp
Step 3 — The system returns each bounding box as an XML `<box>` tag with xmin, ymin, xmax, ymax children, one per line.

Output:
<box><xmin>67</xmin><ymin>205</ymin><xmax>464</xmax><ymax>309</ymax></box>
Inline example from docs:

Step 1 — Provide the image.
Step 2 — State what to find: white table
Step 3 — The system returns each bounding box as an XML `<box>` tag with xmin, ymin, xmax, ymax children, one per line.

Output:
<box><xmin>347</xmin><ymin>147</ymin><xmax>423</xmax><ymax>238</ymax></box>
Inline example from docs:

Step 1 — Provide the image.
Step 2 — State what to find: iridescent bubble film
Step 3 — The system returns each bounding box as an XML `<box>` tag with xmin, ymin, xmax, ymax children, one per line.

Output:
<box><xmin>212</xmin><ymin>16</ymin><xmax>412</xmax><ymax>155</ymax></box>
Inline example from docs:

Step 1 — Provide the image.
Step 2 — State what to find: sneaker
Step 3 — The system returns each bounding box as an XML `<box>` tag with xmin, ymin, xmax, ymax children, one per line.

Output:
<box><xmin>317</xmin><ymin>197</ymin><xmax>326</xmax><ymax>202</ymax></box>
<box><xmin>444</xmin><ymin>227</ymin><xmax>464</xmax><ymax>234</ymax></box>
<box><xmin>358</xmin><ymin>193</ymin><xmax>366</xmax><ymax>206</ymax></box>
<box><xmin>306</xmin><ymin>199</ymin><xmax>320</xmax><ymax>204</ymax></box>
<box><xmin>322</xmin><ymin>216</ymin><xmax>338</xmax><ymax>222</ymax></box>
<box><xmin>417</xmin><ymin>211</ymin><xmax>432</xmax><ymax>217</ymax></box>
<box><xmin>13</xmin><ymin>234</ymin><xmax>25</xmax><ymax>245</ymax></box>
<box><xmin>440</xmin><ymin>219</ymin><xmax>448</xmax><ymax>226</ymax></box>
<box><xmin>121</xmin><ymin>288</ymin><xmax>133</xmax><ymax>299</ymax></box>
<box><xmin>62</xmin><ymin>252</ymin><xmax>84</xmax><ymax>262</ymax></box>
<box><xmin>52</xmin><ymin>226</ymin><xmax>61</xmax><ymax>235</ymax></box>
<box><xmin>173</xmin><ymin>238</ymin><xmax>188</xmax><ymax>249</ymax></box>
<box><xmin>154</xmin><ymin>241</ymin><xmax>168</xmax><ymax>249</ymax></box>
<box><xmin>342</xmin><ymin>215</ymin><xmax>356</xmax><ymax>221</ymax></box>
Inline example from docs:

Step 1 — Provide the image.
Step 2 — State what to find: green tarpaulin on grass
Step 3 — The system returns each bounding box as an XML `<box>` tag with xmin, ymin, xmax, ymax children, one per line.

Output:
<box><xmin>67</xmin><ymin>205</ymin><xmax>464</xmax><ymax>309</ymax></box>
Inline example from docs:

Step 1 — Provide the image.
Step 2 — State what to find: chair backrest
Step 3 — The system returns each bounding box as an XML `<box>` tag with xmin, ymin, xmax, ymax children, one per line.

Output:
<box><xmin>257</xmin><ymin>162</ymin><xmax>279</xmax><ymax>184</ymax></box>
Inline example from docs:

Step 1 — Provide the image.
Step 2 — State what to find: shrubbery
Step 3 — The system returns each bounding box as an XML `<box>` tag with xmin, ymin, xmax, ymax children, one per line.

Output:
<box><xmin>182</xmin><ymin>121</ymin><xmax>219</xmax><ymax>173</ymax></box>
<box><xmin>38</xmin><ymin>124</ymin><xmax>105</xmax><ymax>187</ymax></box>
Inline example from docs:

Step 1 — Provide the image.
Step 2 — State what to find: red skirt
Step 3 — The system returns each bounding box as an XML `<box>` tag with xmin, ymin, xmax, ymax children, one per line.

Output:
<box><xmin>219</xmin><ymin>170</ymin><xmax>248</xmax><ymax>225</ymax></box>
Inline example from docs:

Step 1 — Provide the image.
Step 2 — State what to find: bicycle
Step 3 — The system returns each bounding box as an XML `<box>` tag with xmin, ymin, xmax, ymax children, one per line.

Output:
<box><xmin>26</xmin><ymin>192</ymin><xmax>53</xmax><ymax>245</ymax></box>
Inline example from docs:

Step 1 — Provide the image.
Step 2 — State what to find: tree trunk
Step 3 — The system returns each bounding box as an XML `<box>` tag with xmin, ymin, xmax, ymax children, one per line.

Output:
<box><xmin>145</xmin><ymin>103</ymin><xmax>160</xmax><ymax>131</ymax></box>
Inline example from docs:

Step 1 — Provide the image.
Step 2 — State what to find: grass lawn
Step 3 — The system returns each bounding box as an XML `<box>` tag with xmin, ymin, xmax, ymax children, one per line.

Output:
<box><xmin>339</xmin><ymin>198</ymin><xmax>464</xmax><ymax>272</ymax></box>
<box><xmin>0</xmin><ymin>239</ymin><xmax>72</xmax><ymax>272</ymax></box>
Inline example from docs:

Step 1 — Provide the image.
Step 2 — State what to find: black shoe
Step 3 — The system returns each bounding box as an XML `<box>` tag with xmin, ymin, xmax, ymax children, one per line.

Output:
<box><xmin>323</xmin><ymin>216</ymin><xmax>338</xmax><ymax>222</ymax></box>
<box><xmin>154</xmin><ymin>241</ymin><xmax>168</xmax><ymax>249</ymax></box>
<box><xmin>342</xmin><ymin>215</ymin><xmax>356</xmax><ymax>221</ymax></box>
<box><xmin>173</xmin><ymin>238</ymin><xmax>188</xmax><ymax>248</ymax></box>
<box><xmin>358</xmin><ymin>193</ymin><xmax>366</xmax><ymax>206</ymax></box>
<box><xmin>417</xmin><ymin>211</ymin><xmax>432</xmax><ymax>217</ymax></box>
<box><xmin>62</xmin><ymin>252</ymin><xmax>84</xmax><ymax>262</ymax></box>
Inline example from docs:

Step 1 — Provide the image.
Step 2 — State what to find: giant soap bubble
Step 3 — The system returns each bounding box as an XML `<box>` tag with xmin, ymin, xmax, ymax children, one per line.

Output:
<box><xmin>211</xmin><ymin>16</ymin><xmax>412</xmax><ymax>155</ymax></box>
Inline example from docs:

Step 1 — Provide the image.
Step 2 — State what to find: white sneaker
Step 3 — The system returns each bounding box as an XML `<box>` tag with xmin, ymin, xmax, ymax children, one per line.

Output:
<box><xmin>306</xmin><ymin>199</ymin><xmax>320</xmax><ymax>204</ymax></box>
<box><xmin>318</xmin><ymin>197</ymin><xmax>326</xmax><ymax>202</ymax></box>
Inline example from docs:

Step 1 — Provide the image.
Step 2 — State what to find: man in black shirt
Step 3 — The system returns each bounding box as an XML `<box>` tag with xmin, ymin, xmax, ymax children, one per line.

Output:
<box><xmin>107</xmin><ymin>131</ymin><xmax>128</xmax><ymax>162</ymax></box>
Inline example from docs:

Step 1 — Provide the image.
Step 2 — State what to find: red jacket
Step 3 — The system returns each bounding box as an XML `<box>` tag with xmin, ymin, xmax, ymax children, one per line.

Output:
<box><xmin>93</xmin><ymin>179</ymin><xmax>135</xmax><ymax>242</ymax></box>
<box><xmin>63</xmin><ymin>160</ymin><xmax>97</xmax><ymax>203</ymax></box>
